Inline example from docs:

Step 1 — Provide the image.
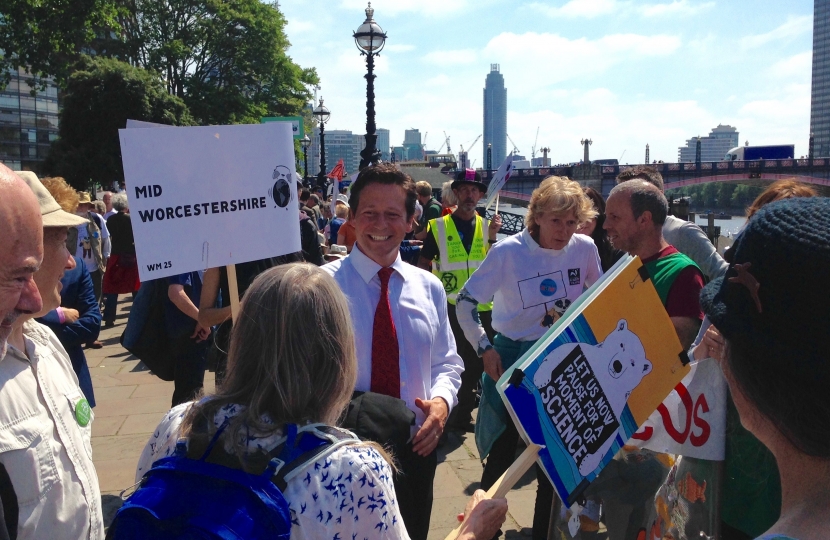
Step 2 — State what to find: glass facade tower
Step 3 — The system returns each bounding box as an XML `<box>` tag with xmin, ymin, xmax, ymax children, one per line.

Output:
<box><xmin>483</xmin><ymin>64</ymin><xmax>507</xmax><ymax>169</ymax></box>
<box><xmin>0</xmin><ymin>69</ymin><xmax>60</xmax><ymax>173</ymax></box>
<box><xmin>811</xmin><ymin>0</ymin><xmax>830</xmax><ymax>157</ymax></box>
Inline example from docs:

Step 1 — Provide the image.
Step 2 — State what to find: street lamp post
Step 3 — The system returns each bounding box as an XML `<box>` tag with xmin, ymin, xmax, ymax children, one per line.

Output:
<box><xmin>301</xmin><ymin>134</ymin><xmax>311</xmax><ymax>184</ymax></box>
<box><xmin>353</xmin><ymin>2</ymin><xmax>387</xmax><ymax>170</ymax></box>
<box><xmin>313</xmin><ymin>98</ymin><xmax>331</xmax><ymax>189</ymax></box>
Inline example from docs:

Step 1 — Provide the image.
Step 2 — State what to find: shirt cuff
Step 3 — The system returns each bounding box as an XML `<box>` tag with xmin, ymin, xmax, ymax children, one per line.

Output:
<box><xmin>431</xmin><ymin>386</ymin><xmax>457</xmax><ymax>414</ymax></box>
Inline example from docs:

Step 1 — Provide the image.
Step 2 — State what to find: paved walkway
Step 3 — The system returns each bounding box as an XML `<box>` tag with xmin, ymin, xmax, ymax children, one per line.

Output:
<box><xmin>91</xmin><ymin>296</ymin><xmax>536</xmax><ymax>538</ymax></box>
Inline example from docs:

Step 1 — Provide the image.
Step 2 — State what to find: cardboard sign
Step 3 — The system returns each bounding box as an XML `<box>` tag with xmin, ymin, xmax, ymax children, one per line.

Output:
<box><xmin>629</xmin><ymin>358</ymin><xmax>727</xmax><ymax>460</ymax></box>
<box><xmin>261</xmin><ymin>116</ymin><xmax>304</xmax><ymax>139</ymax></box>
<box><xmin>484</xmin><ymin>154</ymin><xmax>514</xmax><ymax>210</ymax></box>
<box><xmin>498</xmin><ymin>255</ymin><xmax>690</xmax><ymax>506</ymax></box>
<box><xmin>119</xmin><ymin>122</ymin><xmax>301</xmax><ymax>281</ymax></box>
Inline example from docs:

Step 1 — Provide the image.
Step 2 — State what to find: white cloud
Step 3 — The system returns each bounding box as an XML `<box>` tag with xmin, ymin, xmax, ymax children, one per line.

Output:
<box><xmin>527</xmin><ymin>0</ymin><xmax>618</xmax><ymax>19</ymax></box>
<box><xmin>339</xmin><ymin>0</ymin><xmax>470</xmax><ymax>16</ymax></box>
<box><xmin>741</xmin><ymin>15</ymin><xmax>812</xmax><ymax>50</ymax></box>
<box><xmin>766</xmin><ymin>51</ymin><xmax>812</xmax><ymax>80</ymax></box>
<box><xmin>384</xmin><ymin>44</ymin><xmax>416</xmax><ymax>52</ymax></box>
<box><xmin>481</xmin><ymin>32</ymin><xmax>681</xmax><ymax>97</ymax></box>
<box><xmin>528</xmin><ymin>0</ymin><xmax>715</xmax><ymax>19</ymax></box>
<box><xmin>640</xmin><ymin>0</ymin><xmax>714</xmax><ymax>17</ymax></box>
<box><xmin>422</xmin><ymin>49</ymin><xmax>478</xmax><ymax>64</ymax></box>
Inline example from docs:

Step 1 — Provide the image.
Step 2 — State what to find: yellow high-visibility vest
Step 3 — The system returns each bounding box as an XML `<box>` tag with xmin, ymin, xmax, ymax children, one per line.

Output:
<box><xmin>429</xmin><ymin>214</ymin><xmax>493</xmax><ymax>311</ymax></box>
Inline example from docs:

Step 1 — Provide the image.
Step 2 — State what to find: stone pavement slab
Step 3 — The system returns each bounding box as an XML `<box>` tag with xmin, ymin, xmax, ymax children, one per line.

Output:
<box><xmin>91</xmin><ymin>296</ymin><xmax>537</xmax><ymax>538</ymax></box>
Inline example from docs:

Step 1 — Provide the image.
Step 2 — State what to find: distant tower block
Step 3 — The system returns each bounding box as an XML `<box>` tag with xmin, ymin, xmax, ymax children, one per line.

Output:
<box><xmin>645</xmin><ymin>144</ymin><xmax>650</xmax><ymax>164</ymax></box>
<box><xmin>811</xmin><ymin>0</ymin><xmax>830</xmax><ymax>157</ymax></box>
<box><xmin>483</xmin><ymin>64</ymin><xmax>507</xmax><ymax>167</ymax></box>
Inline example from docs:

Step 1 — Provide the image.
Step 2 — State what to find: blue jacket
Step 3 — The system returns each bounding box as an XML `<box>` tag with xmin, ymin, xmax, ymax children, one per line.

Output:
<box><xmin>37</xmin><ymin>256</ymin><xmax>100</xmax><ymax>407</ymax></box>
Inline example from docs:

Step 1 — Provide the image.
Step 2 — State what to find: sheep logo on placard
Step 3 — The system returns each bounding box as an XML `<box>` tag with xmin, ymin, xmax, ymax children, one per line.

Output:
<box><xmin>269</xmin><ymin>165</ymin><xmax>293</xmax><ymax>209</ymax></box>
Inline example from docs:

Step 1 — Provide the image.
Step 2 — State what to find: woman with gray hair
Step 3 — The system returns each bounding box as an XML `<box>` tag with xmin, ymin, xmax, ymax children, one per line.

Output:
<box><xmin>102</xmin><ymin>192</ymin><xmax>138</xmax><ymax>327</ymax></box>
<box><xmin>133</xmin><ymin>263</ymin><xmax>508</xmax><ymax>539</ymax></box>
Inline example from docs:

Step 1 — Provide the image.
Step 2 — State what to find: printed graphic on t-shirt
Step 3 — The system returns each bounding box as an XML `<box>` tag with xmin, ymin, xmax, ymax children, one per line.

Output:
<box><xmin>517</xmin><ymin>271</ymin><xmax>570</xmax><ymax>328</ymax></box>
<box><xmin>568</xmin><ymin>268</ymin><xmax>581</xmax><ymax>286</ymax></box>
<box><xmin>440</xmin><ymin>273</ymin><xmax>457</xmax><ymax>294</ymax></box>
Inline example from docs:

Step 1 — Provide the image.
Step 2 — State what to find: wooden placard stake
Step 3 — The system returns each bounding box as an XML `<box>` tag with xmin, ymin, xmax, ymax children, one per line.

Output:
<box><xmin>495</xmin><ymin>193</ymin><xmax>500</xmax><ymax>215</ymax></box>
<box><xmin>443</xmin><ymin>443</ymin><xmax>542</xmax><ymax>540</ymax></box>
<box><xmin>226</xmin><ymin>264</ymin><xmax>241</xmax><ymax>322</ymax></box>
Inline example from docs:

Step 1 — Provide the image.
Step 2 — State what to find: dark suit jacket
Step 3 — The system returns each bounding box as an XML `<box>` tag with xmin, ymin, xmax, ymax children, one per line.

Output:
<box><xmin>37</xmin><ymin>256</ymin><xmax>100</xmax><ymax>406</ymax></box>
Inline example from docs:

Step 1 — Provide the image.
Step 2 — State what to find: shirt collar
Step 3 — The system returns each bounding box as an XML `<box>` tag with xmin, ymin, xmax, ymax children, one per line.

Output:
<box><xmin>348</xmin><ymin>243</ymin><xmax>410</xmax><ymax>284</ymax></box>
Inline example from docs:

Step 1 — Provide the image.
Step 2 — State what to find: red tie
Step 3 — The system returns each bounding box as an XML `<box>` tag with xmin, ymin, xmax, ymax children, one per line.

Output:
<box><xmin>371</xmin><ymin>267</ymin><xmax>400</xmax><ymax>398</ymax></box>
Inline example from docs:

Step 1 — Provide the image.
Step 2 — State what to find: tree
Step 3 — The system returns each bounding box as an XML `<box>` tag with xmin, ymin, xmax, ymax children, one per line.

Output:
<box><xmin>0</xmin><ymin>0</ymin><xmax>120</xmax><ymax>89</ymax></box>
<box><xmin>44</xmin><ymin>55</ymin><xmax>194</xmax><ymax>189</ymax></box>
<box><xmin>117</xmin><ymin>0</ymin><xmax>318</xmax><ymax>125</ymax></box>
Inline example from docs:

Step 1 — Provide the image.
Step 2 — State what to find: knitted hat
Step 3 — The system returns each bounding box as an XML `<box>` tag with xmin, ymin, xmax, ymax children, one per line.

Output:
<box><xmin>451</xmin><ymin>168</ymin><xmax>487</xmax><ymax>192</ymax></box>
<box><xmin>700</xmin><ymin>197</ymin><xmax>830</xmax><ymax>356</ymax></box>
<box><xmin>15</xmin><ymin>171</ymin><xmax>87</xmax><ymax>227</ymax></box>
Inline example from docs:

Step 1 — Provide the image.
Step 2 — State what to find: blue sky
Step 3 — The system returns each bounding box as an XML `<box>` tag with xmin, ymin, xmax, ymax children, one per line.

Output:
<box><xmin>279</xmin><ymin>0</ymin><xmax>813</xmax><ymax>167</ymax></box>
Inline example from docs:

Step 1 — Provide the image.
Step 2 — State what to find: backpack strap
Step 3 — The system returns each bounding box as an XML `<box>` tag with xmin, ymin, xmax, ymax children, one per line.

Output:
<box><xmin>266</xmin><ymin>424</ymin><xmax>359</xmax><ymax>491</ymax></box>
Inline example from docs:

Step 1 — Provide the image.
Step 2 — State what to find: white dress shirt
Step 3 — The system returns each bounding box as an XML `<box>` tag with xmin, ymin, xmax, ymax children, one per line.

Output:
<box><xmin>0</xmin><ymin>321</ymin><xmax>103</xmax><ymax>540</ymax></box>
<box><xmin>322</xmin><ymin>245</ymin><xmax>464</xmax><ymax>432</ymax></box>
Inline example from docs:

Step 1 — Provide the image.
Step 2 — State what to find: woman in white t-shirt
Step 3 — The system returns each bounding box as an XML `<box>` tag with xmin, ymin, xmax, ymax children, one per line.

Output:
<box><xmin>136</xmin><ymin>263</ymin><xmax>507</xmax><ymax>540</ymax></box>
<box><xmin>456</xmin><ymin>176</ymin><xmax>602</xmax><ymax>539</ymax></box>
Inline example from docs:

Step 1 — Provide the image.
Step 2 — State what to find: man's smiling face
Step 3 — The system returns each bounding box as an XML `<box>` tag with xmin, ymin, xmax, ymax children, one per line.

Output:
<box><xmin>351</xmin><ymin>183</ymin><xmax>412</xmax><ymax>267</ymax></box>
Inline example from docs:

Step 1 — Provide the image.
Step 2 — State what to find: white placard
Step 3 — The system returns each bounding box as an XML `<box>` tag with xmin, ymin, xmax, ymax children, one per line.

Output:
<box><xmin>484</xmin><ymin>154</ymin><xmax>515</xmax><ymax>210</ymax></box>
<box><xmin>119</xmin><ymin>122</ymin><xmax>301</xmax><ymax>281</ymax></box>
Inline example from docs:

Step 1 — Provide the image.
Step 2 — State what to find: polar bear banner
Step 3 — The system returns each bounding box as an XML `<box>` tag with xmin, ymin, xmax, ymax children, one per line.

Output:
<box><xmin>533</xmin><ymin>319</ymin><xmax>652</xmax><ymax>476</ymax></box>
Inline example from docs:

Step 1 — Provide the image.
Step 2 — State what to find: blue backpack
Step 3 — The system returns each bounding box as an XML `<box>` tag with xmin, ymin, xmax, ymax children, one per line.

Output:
<box><xmin>107</xmin><ymin>421</ymin><xmax>358</xmax><ymax>539</ymax></box>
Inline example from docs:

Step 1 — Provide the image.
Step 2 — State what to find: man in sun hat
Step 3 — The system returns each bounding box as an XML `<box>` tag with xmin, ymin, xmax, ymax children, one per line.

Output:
<box><xmin>418</xmin><ymin>169</ymin><xmax>502</xmax><ymax>431</ymax></box>
<box><xmin>0</xmin><ymin>170</ymin><xmax>104</xmax><ymax>540</ymax></box>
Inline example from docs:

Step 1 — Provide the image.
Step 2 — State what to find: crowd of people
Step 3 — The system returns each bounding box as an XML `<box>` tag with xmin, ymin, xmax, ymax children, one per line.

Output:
<box><xmin>0</xmin><ymin>158</ymin><xmax>827</xmax><ymax>540</ymax></box>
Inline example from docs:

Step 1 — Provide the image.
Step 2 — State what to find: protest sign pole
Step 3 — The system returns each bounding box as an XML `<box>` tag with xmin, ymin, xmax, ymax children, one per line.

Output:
<box><xmin>443</xmin><ymin>443</ymin><xmax>542</xmax><ymax>540</ymax></box>
<box><xmin>495</xmin><ymin>193</ymin><xmax>500</xmax><ymax>215</ymax></box>
<box><xmin>226</xmin><ymin>264</ymin><xmax>241</xmax><ymax>321</ymax></box>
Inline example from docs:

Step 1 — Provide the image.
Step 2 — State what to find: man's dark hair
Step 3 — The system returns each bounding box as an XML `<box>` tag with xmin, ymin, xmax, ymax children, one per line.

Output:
<box><xmin>299</xmin><ymin>188</ymin><xmax>311</xmax><ymax>202</ymax></box>
<box><xmin>349</xmin><ymin>163</ymin><xmax>417</xmax><ymax>219</ymax></box>
<box><xmin>339</xmin><ymin>185</ymin><xmax>348</xmax><ymax>194</ymax></box>
<box><xmin>616</xmin><ymin>165</ymin><xmax>664</xmax><ymax>192</ymax></box>
<box><xmin>609</xmin><ymin>180</ymin><xmax>668</xmax><ymax>226</ymax></box>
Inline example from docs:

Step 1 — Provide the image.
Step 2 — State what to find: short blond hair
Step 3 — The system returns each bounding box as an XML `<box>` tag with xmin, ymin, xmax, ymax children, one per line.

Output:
<box><xmin>526</xmin><ymin>176</ymin><xmax>598</xmax><ymax>237</ymax></box>
<box><xmin>40</xmin><ymin>177</ymin><xmax>80</xmax><ymax>213</ymax></box>
<box><xmin>415</xmin><ymin>181</ymin><xmax>432</xmax><ymax>197</ymax></box>
<box><xmin>441</xmin><ymin>180</ymin><xmax>457</xmax><ymax>207</ymax></box>
<box><xmin>335</xmin><ymin>203</ymin><xmax>349</xmax><ymax>219</ymax></box>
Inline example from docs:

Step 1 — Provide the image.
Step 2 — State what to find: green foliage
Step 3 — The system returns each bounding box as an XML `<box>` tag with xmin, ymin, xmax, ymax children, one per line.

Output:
<box><xmin>0</xmin><ymin>0</ymin><xmax>121</xmax><ymax>89</ymax></box>
<box><xmin>117</xmin><ymin>0</ymin><xmax>319</xmax><ymax>125</ymax></box>
<box><xmin>44</xmin><ymin>56</ymin><xmax>194</xmax><ymax>189</ymax></box>
<box><xmin>666</xmin><ymin>182</ymin><xmax>765</xmax><ymax>214</ymax></box>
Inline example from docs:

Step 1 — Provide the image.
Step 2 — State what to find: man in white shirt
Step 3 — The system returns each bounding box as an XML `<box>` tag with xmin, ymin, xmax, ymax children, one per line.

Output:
<box><xmin>322</xmin><ymin>163</ymin><xmax>463</xmax><ymax>540</ymax></box>
<box><xmin>1</xmin><ymin>171</ymin><xmax>104</xmax><ymax>540</ymax></box>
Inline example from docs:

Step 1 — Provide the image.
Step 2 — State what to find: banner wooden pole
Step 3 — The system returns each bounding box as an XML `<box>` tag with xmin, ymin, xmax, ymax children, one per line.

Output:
<box><xmin>443</xmin><ymin>443</ymin><xmax>541</xmax><ymax>540</ymax></box>
<box><xmin>226</xmin><ymin>264</ymin><xmax>240</xmax><ymax>322</ymax></box>
<box><xmin>495</xmin><ymin>193</ymin><xmax>500</xmax><ymax>215</ymax></box>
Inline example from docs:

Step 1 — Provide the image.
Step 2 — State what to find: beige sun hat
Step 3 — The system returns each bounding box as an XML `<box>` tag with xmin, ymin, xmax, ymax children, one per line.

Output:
<box><xmin>15</xmin><ymin>171</ymin><xmax>87</xmax><ymax>227</ymax></box>
<box><xmin>77</xmin><ymin>191</ymin><xmax>92</xmax><ymax>204</ymax></box>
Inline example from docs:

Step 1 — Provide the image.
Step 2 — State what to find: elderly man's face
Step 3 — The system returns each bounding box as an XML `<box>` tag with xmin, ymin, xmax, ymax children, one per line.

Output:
<box><xmin>0</xmin><ymin>176</ymin><xmax>44</xmax><ymax>355</ymax></box>
<box><xmin>32</xmin><ymin>228</ymin><xmax>75</xmax><ymax>316</ymax></box>
<box><xmin>103</xmin><ymin>192</ymin><xmax>113</xmax><ymax>210</ymax></box>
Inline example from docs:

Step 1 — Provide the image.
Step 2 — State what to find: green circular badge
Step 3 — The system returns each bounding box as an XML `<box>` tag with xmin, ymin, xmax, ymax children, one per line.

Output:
<box><xmin>75</xmin><ymin>398</ymin><xmax>91</xmax><ymax>427</ymax></box>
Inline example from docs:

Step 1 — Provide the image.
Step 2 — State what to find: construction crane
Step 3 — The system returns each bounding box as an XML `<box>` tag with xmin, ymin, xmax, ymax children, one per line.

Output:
<box><xmin>466</xmin><ymin>134</ymin><xmax>482</xmax><ymax>152</ymax></box>
<box><xmin>421</xmin><ymin>132</ymin><xmax>428</xmax><ymax>159</ymax></box>
<box><xmin>506</xmin><ymin>133</ymin><xmax>520</xmax><ymax>155</ymax></box>
<box><xmin>531</xmin><ymin>127</ymin><xmax>540</xmax><ymax>159</ymax></box>
<box><xmin>437</xmin><ymin>139</ymin><xmax>447</xmax><ymax>154</ymax></box>
<box><xmin>443</xmin><ymin>131</ymin><xmax>451</xmax><ymax>154</ymax></box>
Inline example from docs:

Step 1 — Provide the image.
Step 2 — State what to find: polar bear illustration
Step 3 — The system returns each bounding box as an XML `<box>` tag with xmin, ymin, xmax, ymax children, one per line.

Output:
<box><xmin>532</xmin><ymin>319</ymin><xmax>652</xmax><ymax>476</ymax></box>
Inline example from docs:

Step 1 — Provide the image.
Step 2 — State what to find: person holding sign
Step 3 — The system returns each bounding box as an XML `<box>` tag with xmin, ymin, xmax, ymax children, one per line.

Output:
<box><xmin>322</xmin><ymin>164</ymin><xmax>464</xmax><ymax>540</ymax></box>
<box><xmin>455</xmin><ymin>176</ymin><xmax>601</xmax><ymax>539</ymax></box>
<box><xmin>700</xmin><ymin>197</ymin><xmax>830</xmax><ymax>540</ymax></box>
<box><xmin>417</xmin><ymin>169</ymin><xmax>502</xmax><ymax>432</ymax></box>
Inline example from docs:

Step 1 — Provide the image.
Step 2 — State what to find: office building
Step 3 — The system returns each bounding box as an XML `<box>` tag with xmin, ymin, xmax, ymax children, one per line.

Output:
<box><xmin>376</xmin><ymin>128</ymin><xmax>390</xmax><ymax>162</ymax></box>
<box><xmin>812</xmin><ymin>0</ymin><xmax>830</xmax><ymax>157</ymax></box>
<box><xmin>0</xmin><ymin>69</ymin><xmax>60</xmax><ymax>174</ymax></box>
<box><xmin>483</xmin><ymin>64</ymin><xmax>507</xmax><ymax>169</ymax></box>
<box><xmin>402</xmin><ymin>128</ymin><xmax>423</xmax><ymax>161</ymax></box>
<box><xmin>310</xmin><ymin>128</ymin><xmax>360</xmax><ymax>178</ymax></box>
<box><xmin>677</xmin><ymin>124</ymin><xmax>740</xmax><ymax>162</ymax></box>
